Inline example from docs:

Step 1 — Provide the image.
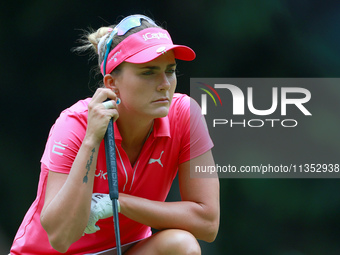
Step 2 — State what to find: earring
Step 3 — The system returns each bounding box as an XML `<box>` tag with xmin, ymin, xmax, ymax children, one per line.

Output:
<box><xmin>113</xmin><ymin>89</ymin><xmax>121</xmax><ymax>105</ymax></box>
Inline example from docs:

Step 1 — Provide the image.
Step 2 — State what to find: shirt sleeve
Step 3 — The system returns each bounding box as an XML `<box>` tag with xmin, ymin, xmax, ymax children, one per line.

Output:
<box><xmin>40</xmin><ymin>109</ymin><xmax>87</xmax><ymax>174</ymax></box>
<box><xmin>178</xmin><ymin>95</ymin><xmax>214</xmax><ymax>164</ymax></box>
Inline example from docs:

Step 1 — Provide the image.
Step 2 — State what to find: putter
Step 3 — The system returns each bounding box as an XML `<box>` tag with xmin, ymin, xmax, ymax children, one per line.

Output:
<box><xmin>101</xmin><ymin>16</ymin><xmax>157</xmax><ymax>255</ymax></box>
<box><xmin>104</xmin><ymin>117</ymin><xmax>122</xmax><ymax>255</ymax></box>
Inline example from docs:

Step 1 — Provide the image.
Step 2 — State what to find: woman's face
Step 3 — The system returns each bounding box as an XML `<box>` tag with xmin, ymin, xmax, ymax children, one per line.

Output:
<box><xmin>114</xmin><ymin>51</ymin><xmax>177</xmax><ymax>119</ymax></box>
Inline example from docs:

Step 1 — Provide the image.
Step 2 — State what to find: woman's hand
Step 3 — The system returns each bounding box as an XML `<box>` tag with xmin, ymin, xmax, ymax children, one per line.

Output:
<box><xmin>85</xmin><ymin>88</ymin><xmax>119</xmax><ymax>145</ymax></box>
<box><xmin>83</xmin><ymin>193</ymin><xmax>114</xmax><ymax>235</ymax></box>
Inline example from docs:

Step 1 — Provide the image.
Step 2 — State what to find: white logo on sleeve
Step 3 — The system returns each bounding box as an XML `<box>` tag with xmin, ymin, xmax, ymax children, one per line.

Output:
<box><xmin>52</xmin><ymin>141</ymin><xmax>68</xmax><ymax>156</ymax></box>
<box><xmin>148</xmin><ymin>151</ymin><xmax>164</xmax><ymax>167</ymax></box>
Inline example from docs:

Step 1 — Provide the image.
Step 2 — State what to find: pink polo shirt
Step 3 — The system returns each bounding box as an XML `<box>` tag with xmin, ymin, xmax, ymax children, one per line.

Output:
<box><xmin>10</xmin><ymin>93</ymin><xmax>213</xmax><ymax>255</ymax></box>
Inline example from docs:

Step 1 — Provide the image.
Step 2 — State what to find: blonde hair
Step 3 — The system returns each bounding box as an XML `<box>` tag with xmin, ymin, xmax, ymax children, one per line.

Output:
<box><xmin>73</xmin><ymin>26</ymin><xmax>114</xmax><ymax>66</ymax></box>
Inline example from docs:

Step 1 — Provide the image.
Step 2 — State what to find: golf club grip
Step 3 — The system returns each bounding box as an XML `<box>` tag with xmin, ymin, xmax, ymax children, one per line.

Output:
<box><xmin>104</xmin><ymin>118</ymin><xmax>119</xmax><ymax>200</ymax></box>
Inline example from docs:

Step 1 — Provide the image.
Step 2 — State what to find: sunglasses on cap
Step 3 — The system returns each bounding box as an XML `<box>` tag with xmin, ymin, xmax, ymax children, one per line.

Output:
<box><xmin>103</xmin><ymin>15</ymin><xmax>157</xmax><ymax>75</ymax></box>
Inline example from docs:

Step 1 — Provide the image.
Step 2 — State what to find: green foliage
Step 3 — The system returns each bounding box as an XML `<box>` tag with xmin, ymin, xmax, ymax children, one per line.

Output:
<box><xmin>2</xmin><ymin>0</ymin><xmax>340</xmax><ymax>254</ymax></box>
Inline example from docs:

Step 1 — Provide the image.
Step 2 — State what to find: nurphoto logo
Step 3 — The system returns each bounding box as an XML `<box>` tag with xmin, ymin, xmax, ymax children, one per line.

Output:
<box><xmin>190</xmin><ymin>78</ymin><xmax>340</xmax><ymax>179</ymax></box>
<box><xmin>195</xmin><ymin>80</ymin><xmax>312</xmax><ymax>128</ymax></box>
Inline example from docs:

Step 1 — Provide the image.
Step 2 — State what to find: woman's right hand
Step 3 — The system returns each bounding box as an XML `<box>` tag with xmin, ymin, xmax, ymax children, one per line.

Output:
<box><xmin>85</xmin><ymin>88</ymin><xmax>119</xmax><ymax>145</ymax></box>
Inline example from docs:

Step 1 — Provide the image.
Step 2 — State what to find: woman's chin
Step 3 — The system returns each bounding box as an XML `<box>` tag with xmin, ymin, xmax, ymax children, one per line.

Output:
<box><xmin>151</xmin><ymin>107</ymin><xmax>169</xmax><ymax>118</ymax></box>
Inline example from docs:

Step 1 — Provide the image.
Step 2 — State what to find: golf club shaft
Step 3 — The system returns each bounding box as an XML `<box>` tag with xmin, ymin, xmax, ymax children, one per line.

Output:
<box><xmin>113</xmin><ymin>199</ymin><xmax>122</xmax><ymax>255</ymax></box>
<box><xmin>104</xmin><ymin>118</ymin><xmax>122</xmax><ymax>255</ymax></box>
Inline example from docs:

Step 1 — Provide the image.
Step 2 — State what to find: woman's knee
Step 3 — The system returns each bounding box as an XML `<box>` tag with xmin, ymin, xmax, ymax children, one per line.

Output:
<box><xmin>125</xmin><ymin>229</ymin><xmax>201</xmax><ymax>255</ymax></box>
<box><xmin>156</xmin><ymin>229</ymin><xmax>201</xmax><ymax>255</ymax></box>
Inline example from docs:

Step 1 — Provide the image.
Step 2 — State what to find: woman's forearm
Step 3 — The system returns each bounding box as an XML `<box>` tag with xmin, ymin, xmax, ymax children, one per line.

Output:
<box><xmin>41</xmin><ymin>89</ymin><xmax>119</xmax><ymax>252</ymax></box>
<box><xmin>40</xmin><ymin>138</ymin><xmax>99</xmax><ymax>252</ymax></box>
<box><xmin>119</xmin><ymin>193</ymin><xmax>219</xmax><ymax>242</ymax></box>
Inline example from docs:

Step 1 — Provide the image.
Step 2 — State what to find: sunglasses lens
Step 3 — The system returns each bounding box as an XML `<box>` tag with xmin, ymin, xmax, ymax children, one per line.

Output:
<box><xmin>117</xmin><ymin>17</ymin><xmax>142</xmax><ymax>36</ymax></box>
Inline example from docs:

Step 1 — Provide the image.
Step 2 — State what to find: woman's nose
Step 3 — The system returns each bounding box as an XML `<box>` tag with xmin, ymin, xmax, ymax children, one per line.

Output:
<box><xmin>157</xmin><ymin>73</ymin><xmax>171</xmax><ymax>91</ymax></box>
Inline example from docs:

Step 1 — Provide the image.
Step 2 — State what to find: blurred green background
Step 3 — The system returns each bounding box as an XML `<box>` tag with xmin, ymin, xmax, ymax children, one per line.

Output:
<box><xmin>1</xmin><ymin>0</ymin><xmax>340</xmax><ymax>254</ymax></box>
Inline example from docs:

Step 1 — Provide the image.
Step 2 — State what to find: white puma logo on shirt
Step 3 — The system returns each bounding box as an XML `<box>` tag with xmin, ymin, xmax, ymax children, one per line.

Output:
<box><xmin>148</xmin><ymin>151</ymin><xmax>164</xmax><ymax>167</ymax></box>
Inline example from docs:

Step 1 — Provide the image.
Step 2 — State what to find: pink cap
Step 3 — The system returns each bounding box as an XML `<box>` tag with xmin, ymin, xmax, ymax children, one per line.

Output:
<box><xmin>100</xmin><ymin>27</ymin><xmax>196</xmax><ymax>75</ymax></box>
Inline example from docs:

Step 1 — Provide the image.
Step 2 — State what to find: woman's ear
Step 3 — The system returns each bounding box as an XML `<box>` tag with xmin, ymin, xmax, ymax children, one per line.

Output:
<box><xmin>103</xmin><ymin>74</ymin><xmax>116</xmax><ymax>90</ymax></box>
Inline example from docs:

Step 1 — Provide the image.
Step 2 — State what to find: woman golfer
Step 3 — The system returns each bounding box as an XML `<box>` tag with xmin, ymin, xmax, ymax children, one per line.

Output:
<box><xmin>10</xmin><ymin>14</ymin><xmax>219</xmax><ymax>255</ymax></box>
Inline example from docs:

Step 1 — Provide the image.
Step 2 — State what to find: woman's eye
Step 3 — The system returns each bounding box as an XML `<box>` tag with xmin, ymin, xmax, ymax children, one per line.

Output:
<box><xmin>141</xmin><ymin>68</ymin><xmax>176</xmax><ymax>76</ymax></box>
<box><xmin>142</xmin><ymin>71</ymin><xmax>154</xmax><ymax>75</ymax></box>
<box><xmin>166</xmin><ymin>69</ymin><xmax>176</xmax><ymax>74</ymax></box>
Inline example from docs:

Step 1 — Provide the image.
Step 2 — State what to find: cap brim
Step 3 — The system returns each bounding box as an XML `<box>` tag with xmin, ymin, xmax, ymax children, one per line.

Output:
<box><xmin>125</xmin><ymin>44</ymin><xmax>196</xmax><ymax>64</ymax></box>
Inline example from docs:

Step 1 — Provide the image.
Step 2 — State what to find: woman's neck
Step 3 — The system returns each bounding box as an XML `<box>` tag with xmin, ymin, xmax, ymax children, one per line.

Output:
<box><xmin>116</xmin><ymin>115</ymin><xmax>154</xmax><ymax>166</ymax></box>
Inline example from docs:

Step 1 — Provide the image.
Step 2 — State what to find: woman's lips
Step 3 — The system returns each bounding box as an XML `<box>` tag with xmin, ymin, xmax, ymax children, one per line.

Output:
<box><xmin>153</xmin><ymin>97</ymin><xmax>170</xmax><ymax>103</ymax></box>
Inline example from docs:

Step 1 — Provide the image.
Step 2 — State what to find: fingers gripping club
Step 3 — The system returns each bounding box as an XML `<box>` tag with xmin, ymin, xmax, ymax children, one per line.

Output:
<box><xmin>102</xmin><ymin>98</ymin><xmax>121</xmax><ymax>109</ymax></box>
